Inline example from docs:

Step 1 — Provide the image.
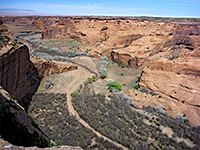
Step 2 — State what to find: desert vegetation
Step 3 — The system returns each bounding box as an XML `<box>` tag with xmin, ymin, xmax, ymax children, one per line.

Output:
<box><xmin>33</xmin><ymin>47</ymin><xmax>90</xmax><ymax>62</ymax></box>
<box><xmin>108</xmin><ymin>81</ymin><xmax>122</xmax><ymax>92</ymax></box>
<box><xmin>28</xmin><ymin>93</ymin><xmax>123</xmax><ymax>150</ymax></box>
<box><xmin>72</xmin><ymin>86</ymin><xmax>200</xmax><ymax>150</ymax></box>
<box><xmin>99</xmin><ymin>56</ymin><xmax>109</xmax><ymax>79</ymax></box>
<box><xmin>106</xmin><ymin>79</ymin><xmax>133</xmax><ymax>104</ymax></box>
<box><xmin>0</xmin><ymin>31</ymin><xmax>23</xmax><ymax>48</ymax></box>
<box><xmin>1</xmin><ymin>15</ymin><xmax>200</xmax><ymax>149</ymax></box>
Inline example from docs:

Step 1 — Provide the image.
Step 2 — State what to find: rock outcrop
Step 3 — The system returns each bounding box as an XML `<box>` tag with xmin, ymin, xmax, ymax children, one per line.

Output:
<box><xmin>42</xmin><ymin>19</ymin><xmax>77</xmax><ymax>39</ymax></box>
<box><xmin>0</xmin><ymin>88</ymin><xmax>49</xmax><ymax>147</ymax></box>
<box><xmin>140</xmin><ymin>57</ymin><xmax>200</xmax><ymax>105</ymax></box>
<box><xmin>111</xmin><ymin>50</ymin><xmax>147</xmax><ymax>68</ymax></box>
<box><xmin>0</xmin><ymin>45</ymin><xmax>40</xmax><ymax>100</ymax></box>
<box><xmin>34</xmin><ymin>60</ymin><xmax>78</xmax><ymax>77</ymax></box>
<box><xmin>139</xmin><ymin>51</ymin><xmax>200</xmax><ymax>126</ymax></box>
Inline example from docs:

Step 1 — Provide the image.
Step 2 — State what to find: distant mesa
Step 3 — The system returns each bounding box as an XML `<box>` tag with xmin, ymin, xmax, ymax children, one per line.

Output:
<box><xmin>0</xmin><ymin>8</ymin><xmax>53</xmax><ymax>16</ymax></box>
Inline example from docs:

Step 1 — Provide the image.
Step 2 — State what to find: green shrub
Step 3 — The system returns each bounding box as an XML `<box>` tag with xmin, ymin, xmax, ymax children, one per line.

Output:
<box><xmin>134</xmin><ymin>84</ymin><xmax>140</xmax><ymax>90</ymax></box>
<box><xmin>135</xmin><ymin>77</ymin><xmax>140</xmax><ymax>83</ymax></box>
<box><xmin>45</xmin><ymin>138</ymin><xmax>54</xmax><ymax>147</ymax></box>
<box><xmin>158</xmin><ymin>95</ymin><xmax>162</xmax><ymax>98</ymax></box>
<box><xmin>79</xmin><ymin>84</ymin><xmax>83</xmax><ymax>89</ymax></box>
<box><xmin>100</xmin><ymin>71</ymin><xmax>107</xmax><ymax>79</ymax></box>
<box><xmin>48</xmin><ymin>142</ymin><xmax>54</xmax><ymax>147</ymax></box>
<box><xmin>109</xmin><ymin>81</ymin><xmax>122</xmax><ymax>92</ymax></box>
<box><xmin>71</xmin><ymin>92</ymin><xmax>77</xmax><ymax>97</ymax></box>
<box><xmin>92</xmin><ymin>76</ymin><xmax>96</xmax><ymax>81</ymax></box>
<box><xmin>11</xmin><ymin>42</ymin><xmax>16</xmax><ymax>47</ymax></box>
<box><xmin>55</xmin><ymin>140</ymin><xmax>62</xmax><ymax>146</ymax></box>
<box><xmin>88</xmin><ymin>77</ymin><xmax>92</xmax><ymax>84</ymax></box>
<box><xmin>184</xmin><ymin>119</ymin><xmax>189</xmax><ymax>124</ymax></box>
<box><xmin>10</xmin><ymin>95</ymin><xmax>15</xmax><ymax>100</ymax></box>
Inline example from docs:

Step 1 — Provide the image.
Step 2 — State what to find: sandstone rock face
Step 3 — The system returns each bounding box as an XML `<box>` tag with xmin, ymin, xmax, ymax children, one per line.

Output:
<box><xmin>0</xmin><ymin>45</ymin><xmax>40</xmax><ymax>100</ymax></box>
<box><xmin>0</xmin><ymin>90</ymin><xmax>49</xmax><ymax>147</ymax></box>
<box><xmin>3</xmin><ymin>16</ymin><xmax>199</xmax><ymax>69</ymax></box>
<box><xmin>139</xmin><ymin>52</ymin><xmax>200</xmax><ymax>126</ymax></box>
<box><xmin>42</xmin><ymin>19</ymin><xmax>77</xmax><ymax>39</ymax></box>
<box><xmin>34</xmin><ymin>60</ymin><xmax>78</xmax><ymax>77</ymax></box>
<box><xmin>111</xmin><ymin>50</ymin><xmax>147</xmax><ymax>68</ymax></box>
<box><xmin>39</xmin><ymin>17</ymin><xmax>174</xmax><ymax>68</ymax></box>
<box><xmin>31</xmin><ymin>18</ymin><xmax>57</xmax><ymax>30</ymax></box>
<box><xmin>1</xmin><ymin>17</ymin><xmax>34</xmax><ymax>25</ymax></box>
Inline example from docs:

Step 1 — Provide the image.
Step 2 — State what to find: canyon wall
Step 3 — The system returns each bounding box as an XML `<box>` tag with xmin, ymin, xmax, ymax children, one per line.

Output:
<box><xmin>0</xmin><ymin>45</ymin><xmax>40</xmax><ymax>100</ymax></box>
<box><xmin>139</xmin><ymin>51</ymin><xmax>200</xmax><ymax>126</ymax></box>
<box><xmin>0</xmin><ymin>88</ymin><xmax>49</xmax><ymax>147</ymax></box>
<box><xmin>41</xmin><ymin>19</ymin><xmax>77</xmax><ymax>40</ymax></box>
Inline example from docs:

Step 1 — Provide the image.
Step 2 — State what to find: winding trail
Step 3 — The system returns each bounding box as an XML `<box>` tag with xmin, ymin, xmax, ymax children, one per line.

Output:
<box><xmin>17</xmin><ymin>34</ymin><xmax>128</xmax><ymax>149</ymax></box>
<box><xmin>63</xmin><ymin>66</ymin><xmax>128</xmax><ymax>150</ymax></box>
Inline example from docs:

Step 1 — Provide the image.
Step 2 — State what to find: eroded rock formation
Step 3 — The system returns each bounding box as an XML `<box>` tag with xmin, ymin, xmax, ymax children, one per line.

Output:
<box><xmin>34</xmin><ymin>60</ymin><xmax>78</xmax><ymax>77</ymax></box>
<box><xmin>139</xmin><ymin>50</ymin><xmax>200</xmax><ymax>126</ymax></box>
<box><xmin>42</xmin><ymin>19</ymin><xmax>77</xmax><ymax>40</ymax></box>
<box><xmin>0</xmin><ymin>45</ymin><xmax>40</xmax><ymax>100</ymax></box>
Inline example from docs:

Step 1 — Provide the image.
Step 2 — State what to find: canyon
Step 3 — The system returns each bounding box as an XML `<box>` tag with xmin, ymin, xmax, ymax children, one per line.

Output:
<box><xmin>0</xmin><ymin>16</ymin><xmax>200</xmax><ymax>149</ymax></box>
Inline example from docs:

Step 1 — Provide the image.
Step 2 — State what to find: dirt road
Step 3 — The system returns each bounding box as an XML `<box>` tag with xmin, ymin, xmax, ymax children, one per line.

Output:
<box><xmin>63</xmin><ymin>65</ymin><xmax>128</xmax><ymax>150</ymax></box>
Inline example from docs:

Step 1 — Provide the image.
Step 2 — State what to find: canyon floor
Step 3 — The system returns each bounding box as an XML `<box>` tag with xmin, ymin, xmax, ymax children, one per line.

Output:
<box><xmin>0</xmin><ymin>16</ymin><xmax>200</xmax><ymax>149</ymax></box>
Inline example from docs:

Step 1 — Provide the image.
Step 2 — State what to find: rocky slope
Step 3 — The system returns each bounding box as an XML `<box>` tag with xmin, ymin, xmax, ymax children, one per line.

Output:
<box><xmin>0</xmin><ymin>88</ymin><xmax>83</xmax><ymax>150</ymax></box>
<box><xmin>0</xmin><ymin>87</ymin><xmax>49</xmax><ymax>147</ymax></box>
<box><xmin>139</xmin><ymin>50</ymin><xmax>200</xmax><ymax>126</ymax></box>
<box><xmin>0</xmin><ymin>30</ymin><xmax>83</xmax><ymax>149</ymax></box>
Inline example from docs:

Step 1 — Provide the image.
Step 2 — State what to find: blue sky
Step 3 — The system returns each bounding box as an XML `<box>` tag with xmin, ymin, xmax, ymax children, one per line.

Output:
<box><xmin>1</xmin><ymin>0</ymin><xmax>200</xmax><ymax>17</ymax></box>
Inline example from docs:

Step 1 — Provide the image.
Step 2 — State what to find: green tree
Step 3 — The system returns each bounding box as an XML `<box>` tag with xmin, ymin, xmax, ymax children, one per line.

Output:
<box><xmin>109</xmin><ymin>81</ymin><xmax>122</xmax><ymax>92</ymax></box>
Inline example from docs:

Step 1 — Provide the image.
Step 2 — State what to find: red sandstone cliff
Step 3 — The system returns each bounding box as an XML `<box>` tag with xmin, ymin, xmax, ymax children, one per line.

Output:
<box><xmin>139</xmin><ymin>50</ymin><xmax>200</xmax><ymax>126</ymax></box>
<box><xmin>34</xmin><ymin>60</ymin><xmax>78</xmax><ymax>77</ymax></box>
<box><xmin>0</xmin><ymin>45</ymin><xmax>40</xmax><ymax>100</ymax></box>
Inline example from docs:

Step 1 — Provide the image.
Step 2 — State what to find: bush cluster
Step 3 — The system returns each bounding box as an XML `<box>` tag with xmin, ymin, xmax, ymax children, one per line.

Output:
<box><xmin>14</xmin><ymin>32</ymin><xmax>36</xmax><ymax>38</ymax></box>
<box><xmin>44</xmin><ymin>80</ymin><xmax>54</xmax><ymax>89</ymax></box>
<box><xmin>37</xmin><ymin>47</ymin><xmax>89</xmax><ymax>57</ymax></box>
<box><xmin>28</xmin><ymin>93</ymin><xmax>121</xmax><ymax>150</ymax></box>
<box><xmin>106</xmin><ymin>79</ymin><xmax>133</xmax><ymax>104</ymax></box>
<box><xmin>0</xmin><ymin>31</ymin><xmax>21</xmax><ymax>48</ymax></box>
<box><xmin>32</xmin><ymin>52</ymin><xmax>73</xmax><ymax>62</ymax></box>
<box><xmin>99</xmin><ymin>56</ymin><xmax>109</xmax><ymax>79</ymax></box>
<box><xmin>108</xmin><ymin>81</ymin><xmax>122</xmax><ymax>92</ymax></box>
<box><xmin>72</xmin><ymin>88</ymin><xmax>200</xmax><ymax>150</ymax></box>
<box><xmin>154</xmin><ymin>106</ymin><xmax>166</xmax><ymax>115</ymax></box>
